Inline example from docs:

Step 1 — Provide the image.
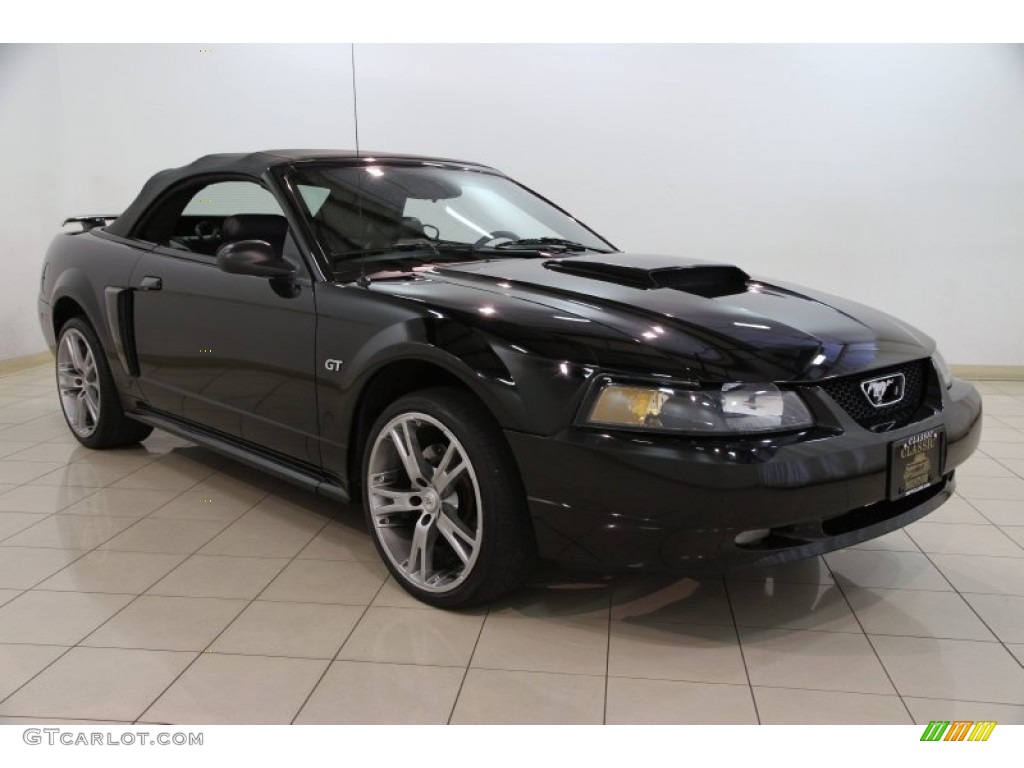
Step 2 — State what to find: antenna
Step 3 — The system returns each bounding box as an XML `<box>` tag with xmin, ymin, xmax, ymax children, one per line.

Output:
<box><xmin>350</xmin><ymin>43</ymin><xmax>369</xmax><ymax>287</ymax></box>
<box><xmin>350</xmin><ymin>43</ymin><xmax>360</xmax><ymax>158</ymax></box>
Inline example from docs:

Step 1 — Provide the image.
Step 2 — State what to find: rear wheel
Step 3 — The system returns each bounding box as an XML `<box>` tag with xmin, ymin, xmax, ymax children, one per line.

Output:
<box><xmin>362</xmin><ymin>387</ymin><xmax>534</xmax><ymax>608</ymax></box>
<box><xmin>56</xmin><ymin>317</ymin><xmax>153</xmax><ymax>448</ymax></box>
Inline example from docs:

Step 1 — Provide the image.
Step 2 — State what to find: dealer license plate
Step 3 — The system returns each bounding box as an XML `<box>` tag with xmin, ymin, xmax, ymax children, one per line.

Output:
<box><xmin>888</xmin><ymin>427</ymin><xmax>944</xmax><ymax>500</ymax></box>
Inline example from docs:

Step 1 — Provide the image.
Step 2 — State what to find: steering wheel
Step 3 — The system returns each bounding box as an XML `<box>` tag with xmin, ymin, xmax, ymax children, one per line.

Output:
<box><xmin>474</xmin><ymin>230</ymin><xmax>519</xmax><ymax>248</ymax></box>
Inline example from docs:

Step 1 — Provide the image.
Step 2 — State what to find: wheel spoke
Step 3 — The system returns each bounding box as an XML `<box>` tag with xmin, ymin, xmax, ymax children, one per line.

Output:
<box><xmin>82</xmin><ymin>348</ymin><xmax>96</xmax><ymax>382</ymax></box>
<box><xmin>437</xmin><ymin>508</ymin><xmax>477</xmax><ymax>565</ymax></box>
<box><xmin>57</xmin><ymin>368</ymin><xmax>78</xmax><ymax>390</ymax></box>
<box><xmin>83</xmin><ymin>390</ymin><xmax>100</xmax><ymax>424</ymax></box>
<box><xmin>66</xmin><ymin>334</ymin><xmax>85</xmax><ymax>372</ymax></box>
<box><xmin>370</xmin><ymin>488</ymin><xmax>421</xmax><ymax>517</ymax></box>
<box><xmin>405</xmin><ymin>514</ymin><xmax>437</xmax><ymax>583</ymax></box>
<box><xmin>389</xmin><ymin>422</ymin><xmax>429</xmax><ymax>485</ymax></box>
<box><xmin>433</xmin><ymin>441</ymin><xmax>468</xmax><ymax>496</ymax></box>
<box><xmin>70</xmin><ymin>391</ymin><xmax>86</xmax><ymax>428</ymax></box>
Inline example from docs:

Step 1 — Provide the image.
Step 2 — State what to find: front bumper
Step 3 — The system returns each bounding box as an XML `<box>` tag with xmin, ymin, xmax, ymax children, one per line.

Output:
<box><xmin>506</xmin><ymin>377</ymin><xmax>982</xmax><ymax>572</ymax></box>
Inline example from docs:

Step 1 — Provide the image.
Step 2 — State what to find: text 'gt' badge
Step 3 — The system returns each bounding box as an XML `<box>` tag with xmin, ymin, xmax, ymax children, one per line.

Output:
<box><xmin>860</xmin><ymin>373</ymin><xmax>905</xmax><ymax>408</ymax></box>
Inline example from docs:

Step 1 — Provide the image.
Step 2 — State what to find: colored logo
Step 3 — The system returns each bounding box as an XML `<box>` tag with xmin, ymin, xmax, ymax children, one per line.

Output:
<box><xmin>920</xmin><ymin>721</ymin><xmax>996</xmax><ymax>741</ymax></box>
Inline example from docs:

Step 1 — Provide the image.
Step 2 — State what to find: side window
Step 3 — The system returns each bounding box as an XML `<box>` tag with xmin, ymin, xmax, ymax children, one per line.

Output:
<box><xmin>137</xmin><ymin>180</ymin><xmax>293</xmax><ymax>261</ymax></box>
<box><xmin>181</xmin><ymin>181</ymin><xmax>282</xmax><ymax>216</ymax></box>
<box><xmin>297</xmin><ymin>184</ymin><xmax>330</xmax><ymax>217</ymax></box>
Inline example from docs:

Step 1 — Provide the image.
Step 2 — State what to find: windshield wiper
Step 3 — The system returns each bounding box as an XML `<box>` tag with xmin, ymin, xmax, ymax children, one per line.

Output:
<box><xmin>493</xmin><ymin>237</ymin><xmax>605</xmax><ymax>253</ymax></box>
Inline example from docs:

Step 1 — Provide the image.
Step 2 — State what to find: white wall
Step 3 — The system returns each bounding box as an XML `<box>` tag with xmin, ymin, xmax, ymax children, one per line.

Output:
<box><xmin>0</xmin><ymin>43</ymin><xmax>354</xmax><ymax>358</ymax></box>
<box><xmin>2</xmin><ymin>44</ymin><xmax>1022</xmax><ymax>365</ymax></box>
<box><xmin>0</xmin><ymin>46</ymin><xmax>63</xmax><ymax>360</ymax></box>
<box><xmin>356</xmin><ymin>44</ymin><xmax>1024</xmax><ymax>366</ymax></box>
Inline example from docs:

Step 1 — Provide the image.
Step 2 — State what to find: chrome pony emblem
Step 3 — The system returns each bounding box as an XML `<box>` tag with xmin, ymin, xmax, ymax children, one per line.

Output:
<box><xmin>860</xmin><ymin>373</ymin><xmax>905</xmax><ymax>408</ymax></box>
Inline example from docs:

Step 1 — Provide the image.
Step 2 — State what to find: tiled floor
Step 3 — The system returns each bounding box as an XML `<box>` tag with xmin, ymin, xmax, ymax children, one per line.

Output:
<box><xmin>0</xmin><ymin>364</ymin><xmax>1022</xmax><ymax>725</ymax></box>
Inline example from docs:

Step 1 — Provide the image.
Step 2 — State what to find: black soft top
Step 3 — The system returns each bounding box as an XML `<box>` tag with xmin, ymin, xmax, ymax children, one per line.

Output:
<box><xmin>104</xmin><ymin>149</ymin><xmax>493</xmax><ymax>236</ymax></box>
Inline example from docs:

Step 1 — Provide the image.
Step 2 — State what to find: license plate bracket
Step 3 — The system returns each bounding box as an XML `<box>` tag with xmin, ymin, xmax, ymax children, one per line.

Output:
<box><xmin>888</xmin><ymin>427</ymin><xmax>945</xmax><ymax>500</ymax></box>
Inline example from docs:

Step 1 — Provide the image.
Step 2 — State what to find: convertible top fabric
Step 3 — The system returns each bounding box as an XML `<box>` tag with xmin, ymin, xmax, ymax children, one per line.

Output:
<box><xmin>104</xmin><ymin>150</ymin><xmax>488</xmax><ymax>237</ymax></box>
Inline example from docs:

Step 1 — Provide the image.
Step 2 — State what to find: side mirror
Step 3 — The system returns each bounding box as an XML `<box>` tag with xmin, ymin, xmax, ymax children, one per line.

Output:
<box><xmin>216</xmin><ymin>240</ymin><xmax>296</xmax><ymax>279</ymax></box>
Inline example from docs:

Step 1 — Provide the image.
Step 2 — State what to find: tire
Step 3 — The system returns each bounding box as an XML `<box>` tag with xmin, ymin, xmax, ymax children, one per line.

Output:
<box><xmin>362</xmin><ymin>387</ymin><xmax>535</xmax><ymax>609</ymax></box>
<box><xmin>55</xmin><ymin>317</ymin><xmax>153</xmax><ymax>449</ymax></box>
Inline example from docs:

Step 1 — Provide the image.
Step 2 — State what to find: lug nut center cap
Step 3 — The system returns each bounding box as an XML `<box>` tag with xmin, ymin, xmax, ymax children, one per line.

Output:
<box><xmin>422</xmin><ymin>489</ymin><xmax>440</xmax><ymax>513</ymax></box>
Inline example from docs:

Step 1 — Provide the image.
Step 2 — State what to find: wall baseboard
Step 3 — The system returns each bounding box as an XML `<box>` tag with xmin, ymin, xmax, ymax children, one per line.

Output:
<box><xmin>0</xmin><ymin>351</ymin><xmax>53</xmax><ymax>376</ymax></box>
<box><xmin>951</xmin><ymin>364</ymin><xmax>1024</xmax><ymax>381</ymax></box>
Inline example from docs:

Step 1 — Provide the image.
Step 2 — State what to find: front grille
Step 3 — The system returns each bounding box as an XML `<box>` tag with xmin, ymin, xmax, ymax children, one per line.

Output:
<box><xmin>819</xmin><ymin>359</ymin><xmax>931</xmax><ymax>431</ymax></box>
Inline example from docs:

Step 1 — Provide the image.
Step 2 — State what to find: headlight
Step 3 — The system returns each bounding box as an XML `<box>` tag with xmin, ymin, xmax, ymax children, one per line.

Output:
<box><xmin>583</xmin><ymin>379</ymin><xmax>814</xmax><ymax>434</ymax></box>
<box><xmin>932</xmin><ymin>350</ymin><xmax>953</xmax><ymax>389</ymax></box>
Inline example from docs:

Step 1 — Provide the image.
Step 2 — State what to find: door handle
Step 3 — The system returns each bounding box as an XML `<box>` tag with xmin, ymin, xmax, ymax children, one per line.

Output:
<box><xmin>138</xmin><ymin>276</ymin><xmax>163</xmax><ymax>291</ymax></box>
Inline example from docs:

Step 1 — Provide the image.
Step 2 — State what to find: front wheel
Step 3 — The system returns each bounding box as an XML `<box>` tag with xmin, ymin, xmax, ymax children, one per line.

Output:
<box><xmin>362</xmin><ymin>387</ymin><xmax>534</xmax><ymax>609</ymax></box>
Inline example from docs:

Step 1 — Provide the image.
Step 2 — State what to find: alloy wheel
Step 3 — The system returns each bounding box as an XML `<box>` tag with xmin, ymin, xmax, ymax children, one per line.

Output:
<box><xmin>367</xmin><ymin>411</ymin><xmax>483</xmax><ymax>593</ymax></box>
<box><xmin>57</xmin><ymin>328</ymin><xmax>101</xmax><ymax>437</ymax></box>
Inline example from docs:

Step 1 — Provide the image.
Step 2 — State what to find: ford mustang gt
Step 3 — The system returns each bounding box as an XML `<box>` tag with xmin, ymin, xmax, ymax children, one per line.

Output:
<box><xmin>38</xmin><ymin>150</ymin><xmax>982</xmax><ymax>607</ymax></box>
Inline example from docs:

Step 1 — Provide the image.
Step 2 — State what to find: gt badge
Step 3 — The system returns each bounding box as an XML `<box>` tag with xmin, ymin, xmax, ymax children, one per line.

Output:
<box><xmin>324</xmin><ymin>359</ymin><xmax>344</xmax><ymax>372</ymax></box>
<box><xmin>860</xmin><ymin>373</ymin><xmax>905</xmax><ymax>408</ymax></box>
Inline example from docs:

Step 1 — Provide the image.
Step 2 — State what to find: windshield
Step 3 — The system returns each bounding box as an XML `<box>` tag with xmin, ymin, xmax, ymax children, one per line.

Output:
<box><xmin>287</xmin><ymin>163</ymin><xmax>615</xmax><ymax>279</ymax></box>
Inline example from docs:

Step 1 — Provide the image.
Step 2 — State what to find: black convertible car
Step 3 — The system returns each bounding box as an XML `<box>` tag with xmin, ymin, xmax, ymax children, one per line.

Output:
<box><xmin>39</xmin><ymin>150</ymin><xmax>982</xmax><ymax>607</ymax></box>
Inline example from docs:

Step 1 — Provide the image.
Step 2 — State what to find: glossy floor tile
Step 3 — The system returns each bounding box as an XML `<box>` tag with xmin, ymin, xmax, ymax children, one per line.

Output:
<box><xmin>752</xmin><ymin>687</ymin><xmax>913</xmax><ymax>724</ymax></box>
<box><xmin>140</xmin><ymin>653</ymin><xmax>328</xmax><ymax>724</ymax></box>
<box><xmin>100</xmin><ymin>518</ymin><xmax>230</xmax><ymax>555</ymax></box>
<box><xmin>870</xmin><ymin>635</ymin><xmax>1024</xmax><ymax>704</ymax></box>
<box><xmin>210</xmin><ymin>601</ymin><xmax>364</xmax><ymax>659</ymax></box>
<box><xmin>338</xmin><ymin>606</ymin><xmax>484</xmax><ymax>666</ymax></box>
<box><xmin>902</xmin><ymin>697</ymin><xmax>1024</xmax><ymax>726</ymax></box>
<box><xmin>727</xmin><ymin>580</ymin><xmax>860</xmax><ymax>633</ymax></box>
<box><xmin>738</xmin><ymin>626</ymin><xmax>896</xmax><ymax>694</ymax></box>
<box><xmin>0</xmin><ymin>647</ymin><xmax>195</xmax><ymax>721</ymax></box>
<box><xmin>606</xmin><ymin>678</ymin><xmax>758</xmax><ymax>724</ymax></box>
<box><xmin>608</xmin><ymin>620</ymin><xmax>747</xmax><ymax>684</ymax></box>
<box><xmin>0</xmin><ymin>547</ymin><xmax>85</xmax><ymax>589</ymax></box>
<box><xmin>961</xmin><ymin>593</ymin><xmax>1024</xmax><ymax>644</ymax></box>
<box><xmin>81</xmin><ymin>595</ymin><xmax>248</xmax><ymax>652</ymax></box>
<box><xmin>0</xmin><ymin>364</ymin><xmax>1022</xmax><ymax>723</ymax></box>
<box><xmin>450</xmin><ymin>668</ymin><xmax>605</xmax><ymax>725</ymax></box>
<box><xmin>0</xmin><ymin>644</ymin><xmax>68</xmax><ymax>700</ymax></box>
<box><xmin>146</xmin><ymin>555</ymin><xmax>289</xmax><ymax>600</ymax></box>
<box><xmin>843</xmin><ymin>586</ymin><xmax>997</xmax><ymax>641</ymax></box>
<box><xmin>0</xmin><ymin>590</ymin><xmax>134</xmax><ymax>645</ymax></box>
<box><xmin>36</xmin><ymin>550</ymin><xmax>187</xmax><ymax>594</ymax></box>
<box><xmin>294</xmin><ymin>661</ymin><xmax>464</xmax><ymax>724</ymax></box>
<box><xmin>471</xmin><ymin>614</ymin><xmax>609</xmax><ymax>675</ymax></box>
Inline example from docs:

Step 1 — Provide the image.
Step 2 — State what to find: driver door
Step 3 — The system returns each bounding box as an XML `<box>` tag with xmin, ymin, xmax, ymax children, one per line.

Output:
<box><xmin>129</xmin><ymin>179</ymin><xmax>321</xmax><ymax>466</ymax></box>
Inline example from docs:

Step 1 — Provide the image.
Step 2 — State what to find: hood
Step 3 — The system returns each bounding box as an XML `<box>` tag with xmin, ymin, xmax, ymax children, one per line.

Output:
<box><xmin>375</xmin><ymin>252</ymin><xmax>935</xmax><ymax>382</ymax></box>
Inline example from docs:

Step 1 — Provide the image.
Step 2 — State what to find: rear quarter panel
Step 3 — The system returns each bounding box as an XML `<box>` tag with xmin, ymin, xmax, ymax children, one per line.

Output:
<box><xmin>40</xmin><ymin>230</ymin><xmax>151</xmax><ymax>398</ymax></box>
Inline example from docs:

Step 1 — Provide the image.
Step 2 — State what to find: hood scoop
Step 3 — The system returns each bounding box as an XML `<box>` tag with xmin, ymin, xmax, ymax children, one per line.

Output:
<box><xmin>544</xmin><ymin>259</ymin><xmax>751</xmax><ymax>298</ymax></box>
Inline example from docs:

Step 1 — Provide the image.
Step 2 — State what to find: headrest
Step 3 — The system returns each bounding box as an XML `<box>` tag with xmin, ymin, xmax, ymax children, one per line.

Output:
<box><xmin>221</xmin><ymin>214</ymin><xmax>288</xmax><ymax>249</ymax></box>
